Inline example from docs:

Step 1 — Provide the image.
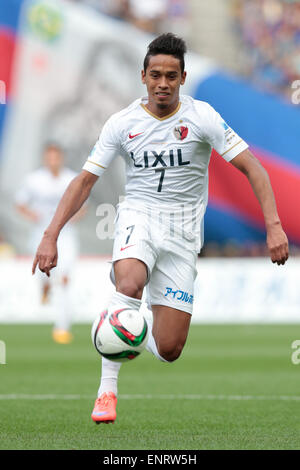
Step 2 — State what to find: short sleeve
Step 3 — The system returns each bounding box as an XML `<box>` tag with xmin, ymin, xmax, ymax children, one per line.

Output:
<box><xmin>82</xmin><ymin>116</ymin><xmax>120</xmax><ymax>177</ymax></box>
<box><xmin>203</xmin><ymin>105</ymin><xmax>249</xmax><ymax>162</ymax></box>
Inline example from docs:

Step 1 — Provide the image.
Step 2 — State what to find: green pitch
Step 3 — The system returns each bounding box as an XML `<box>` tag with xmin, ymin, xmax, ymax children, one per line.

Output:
<box><xmin>0</xmin><ymin>324</ymin><xmax>299</xmax><ymax>450</ymax></box>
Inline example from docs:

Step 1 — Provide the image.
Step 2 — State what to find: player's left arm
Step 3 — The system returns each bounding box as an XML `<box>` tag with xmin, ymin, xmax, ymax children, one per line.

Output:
<box><xmin>230</xmin><ymin>148</ymin><xmax>289</xmax><ymax>265</ymax></box>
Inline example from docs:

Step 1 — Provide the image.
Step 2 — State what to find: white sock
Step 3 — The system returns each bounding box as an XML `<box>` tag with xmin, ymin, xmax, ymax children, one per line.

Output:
<box><xmin>97</xmin><ymin>291</ymin><xmax>142</xmax><ymax>397</ymax></box>
<box><xmin>108</xmin><ymin>291</ymin><xmax>142</xmax><ymax>313</ymax></box>
<box><xmin>98</xmin><ymin>357</ymin><xmax>122</xmax><ymax>397</ymax></box>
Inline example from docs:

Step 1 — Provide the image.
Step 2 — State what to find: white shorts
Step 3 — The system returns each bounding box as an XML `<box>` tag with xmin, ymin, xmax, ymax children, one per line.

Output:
<box><xmin>110</xmin><ymin>202</ymin><xmax>198</xmax><ymax>315</ymax></box>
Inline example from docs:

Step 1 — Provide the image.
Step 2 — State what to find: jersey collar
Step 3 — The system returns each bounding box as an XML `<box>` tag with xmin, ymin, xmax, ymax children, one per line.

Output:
<box><xmin>140</xmin><ymin>102</ymin><xmax>181</xmax><ymax>121</ymax></box>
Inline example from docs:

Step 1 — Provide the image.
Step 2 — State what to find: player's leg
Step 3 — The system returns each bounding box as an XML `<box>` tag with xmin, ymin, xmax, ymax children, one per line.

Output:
<box><xmin>145</xmin><ymin>238</ymin><xmax>197</xmax><ymax>362</ymax></box>
<box><xmin>41</xmin><ymin>280</ymin><xmax>51</xmax><ymax>305</ymax></box>
<box><xmin>92</xmin><ymin>204</ymin><xmax>158</xmax><ymax>423</ymax></box>
<box><xmin>114</xmin><ymin>258</ymin><xmax>148</xmax><ymax>299</ymax></box>
<box><xmin>98</xmin><ymin>257</ymin><xmax>148</xmax><ymax>396</ymax></box>
<box><xmin>52</xmin><ymin>229</ymin><xmax>78</xmax><ymax>343</ymax></box>
<box><xmin>52</xmin><ymin>275</ymin><xmax>74</xmax><ymax>344</ymax></box>
<box><xmin>150</xmin><ymin>305</ymin><xmax>191</xmax><ymax>362</ymax></box>
<box><xmin>92</xmin><ymin>257</ymin><xmax>149</xmax><ymax>423</ymax></box>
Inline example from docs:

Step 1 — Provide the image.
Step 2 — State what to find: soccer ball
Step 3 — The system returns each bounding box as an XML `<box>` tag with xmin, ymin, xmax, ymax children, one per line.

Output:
<box><xmin>91</xmin><ymin>308</ymin><xmax>149</xmax><ymax>362</ymax></box>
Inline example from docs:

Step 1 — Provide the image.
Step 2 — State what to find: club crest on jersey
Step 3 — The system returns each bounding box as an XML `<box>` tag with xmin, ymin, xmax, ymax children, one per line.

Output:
<box><xmin>174</xmin><ymin>126</ymin><xmax>188</xmax><ymax>140</ymax></box>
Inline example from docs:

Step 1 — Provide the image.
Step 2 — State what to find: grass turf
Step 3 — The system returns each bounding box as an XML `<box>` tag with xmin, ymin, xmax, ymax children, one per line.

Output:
<box><xmin>0</xmin><ymin>324</ymin><xmax>299</xmax><ymax>450</ymax></box>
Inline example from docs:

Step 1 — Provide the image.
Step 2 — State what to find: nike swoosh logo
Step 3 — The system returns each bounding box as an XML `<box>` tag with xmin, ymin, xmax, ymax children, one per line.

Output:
<box><xmin>129</xmin><ymin>132</ymin><xmax>144</xmax><ymax>139</ymax></box>
<box><xmin>120</xmin><ymin>244</ymin><xmax>136</xmax><ymax>251</ymax></box>
<box><xmin>92</xmin><ymin>411</ymin><xmax>108</xmax><ymax>416</ymax></box>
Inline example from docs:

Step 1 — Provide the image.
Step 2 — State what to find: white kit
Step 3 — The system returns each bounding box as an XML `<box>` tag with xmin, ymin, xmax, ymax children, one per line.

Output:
<box><xmin>83</xmin><ymin>95</ymin><xmax>248</xmax><ymax>313</ymax></box>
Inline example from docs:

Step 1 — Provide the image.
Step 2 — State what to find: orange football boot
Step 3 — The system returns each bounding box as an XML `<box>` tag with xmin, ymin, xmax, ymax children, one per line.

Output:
<box><xmin>91</xmin><ymin>392</ymin><xmax>117</xmax><ymax>424</ymax></box>
<box><xmin>52</xmin><ymin>329</ymin><xmax>73</xmax><ymax>344</ymax></box>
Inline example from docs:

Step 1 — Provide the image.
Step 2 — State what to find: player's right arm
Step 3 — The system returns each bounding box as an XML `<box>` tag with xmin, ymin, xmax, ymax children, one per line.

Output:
<box><xmin>33</xmin><ymin>114</ymin><xmax>121</xmax><ymax>276</ymax></box>
<box><xmin>32</xmin><ymin>170</ymin><xmax>98</xmax><ymax>276</ymax></box>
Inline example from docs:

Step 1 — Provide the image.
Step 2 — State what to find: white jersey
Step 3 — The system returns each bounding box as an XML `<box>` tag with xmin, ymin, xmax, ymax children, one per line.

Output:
<box><xmin>83</xmin><ymin>95</ymin><xmax>248</xmax><ymax>250</ymax></box>
<box><xmin>16</xmin><ymin>167</ymin><xmax>77</xmax><ymax>227</ymax></box>
<box><xmin>16</xmin><ymin>167</ymin><xmax>79</xmax><ymax>265</ymax></box>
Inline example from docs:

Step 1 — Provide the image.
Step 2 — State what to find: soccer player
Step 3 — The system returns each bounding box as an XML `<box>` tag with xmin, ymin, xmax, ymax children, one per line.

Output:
<box><xmin>32</xmin><ymin>33</ymin><xmax>289</xmax><ymax>422</ymax></box>
<box><xmin>16</xmin><ymin>143</ymin><xmax>83</xmax><ymax>344</ymax></box>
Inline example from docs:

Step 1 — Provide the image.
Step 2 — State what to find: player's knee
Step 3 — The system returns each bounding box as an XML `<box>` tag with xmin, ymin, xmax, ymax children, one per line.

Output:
<box><xmin>116</xmin><ymin>279</ymin><xmax>143</xmax><ymax>300</ymax></box>
<box><xmin>158</xmin><ymin>343</ymin><xmax>184</xmax><ymax>363</ymax></box>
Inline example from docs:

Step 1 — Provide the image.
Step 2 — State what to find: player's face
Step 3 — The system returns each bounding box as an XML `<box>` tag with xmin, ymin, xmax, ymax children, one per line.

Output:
<box><xmin>141</xmin><ymin>54</ymin><xmax>186</xmax><ymax>116</ymax></box>
<box><xmin>44</xmin><ymin>148</ymin><xmax>64</xmax><ymax>175</ymax></box>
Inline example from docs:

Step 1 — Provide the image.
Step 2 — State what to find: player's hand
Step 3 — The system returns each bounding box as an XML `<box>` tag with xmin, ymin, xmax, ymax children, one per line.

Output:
<box><xmin>266</xmin><ymin>222</ymin><xmax>289</xmax><ymax>265</ymax></box>
<box><xmin>32</xmin><ymin>233</ymin><xmax>58</xmax><ymax>277</ymax></box>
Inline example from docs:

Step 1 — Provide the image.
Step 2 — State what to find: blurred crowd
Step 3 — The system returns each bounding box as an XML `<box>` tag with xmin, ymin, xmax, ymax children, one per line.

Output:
<box><xmin>231</xmin><ymin>0</ymin><xmax>300</xmax><ymax>98</ymax></box>
<box><xmin>200</xmin><ymin>240</ymin><xmax>300</xmax><ymax>258</ymax></box>
<box><xmin>66</xmin><ymin>0</ymin><xmax>188</xmax><ymax>34</ymax></box>
<box><xmin>66</xmin><ymin>0</ymin><xmax>300</xmax><ymax>98</ymax></box>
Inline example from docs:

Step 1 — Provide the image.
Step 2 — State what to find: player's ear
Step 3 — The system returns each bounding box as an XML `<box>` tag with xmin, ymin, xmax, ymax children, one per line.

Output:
<box><xmin>141</xmin><ymin>70</ymin><xmax>146</xmax><ymax>84</ymax></box>
<box><xmin>180</xmin><ymin>71</ymin><xmax>187</xmax><ymax>86</ymax></box>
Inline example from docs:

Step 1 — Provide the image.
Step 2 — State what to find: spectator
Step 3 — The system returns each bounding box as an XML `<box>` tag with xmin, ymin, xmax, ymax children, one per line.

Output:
<box><xmin>232</xmin><ymin>0</ymin><xmax>300</xmax><ymax>99</ymax></box>
<box><xmin>127</xmin><ymin>0</ymin><xmax>168</xmax><ymax>33</ymax></box>
<box><xmin>66</xmin><ymin>0</ymin><xmax>130</xmax><ymax>19</ymax></box>
<box><xmin>66</xmin><ymin>0</ymin><xmax>188</xmax><ymax>36</ymax></box>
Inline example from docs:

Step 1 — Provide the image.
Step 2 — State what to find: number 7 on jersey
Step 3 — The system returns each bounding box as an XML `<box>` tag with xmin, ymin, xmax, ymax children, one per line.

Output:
<box><xmin>155</xmin><ymin>169</ymin><xmax>165</xmax><ymax>192</ymax></box>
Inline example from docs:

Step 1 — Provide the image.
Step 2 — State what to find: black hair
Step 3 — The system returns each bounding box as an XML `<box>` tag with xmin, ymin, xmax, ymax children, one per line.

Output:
<box><xmin>143</xmin><ymin>33</ymin><xmax>187</xmax><ymax>74</ymax></box>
